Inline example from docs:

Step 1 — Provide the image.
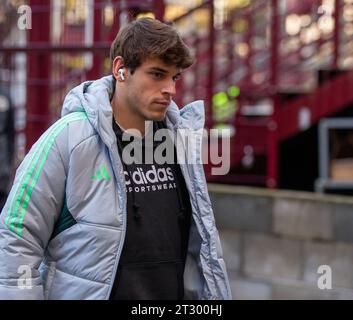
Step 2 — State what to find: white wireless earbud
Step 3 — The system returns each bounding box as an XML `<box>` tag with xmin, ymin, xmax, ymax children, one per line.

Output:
<box><xmin>118</xmin><ymin>68</ymin><xmax>125</xmax><ymax>81</ymax></box>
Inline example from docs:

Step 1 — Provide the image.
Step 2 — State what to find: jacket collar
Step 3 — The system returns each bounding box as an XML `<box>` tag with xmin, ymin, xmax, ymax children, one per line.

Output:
<box><xmin>61</xmin><ymin>75</ymin><xmax>205</xmax><ymax>146</ymax></box>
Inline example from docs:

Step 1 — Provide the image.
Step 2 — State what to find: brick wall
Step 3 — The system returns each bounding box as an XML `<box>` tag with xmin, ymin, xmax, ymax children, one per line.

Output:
<box><xmin>209</xmin><ymin>184</ymin><xmax>353</xmax><ymax>299</ymax></box>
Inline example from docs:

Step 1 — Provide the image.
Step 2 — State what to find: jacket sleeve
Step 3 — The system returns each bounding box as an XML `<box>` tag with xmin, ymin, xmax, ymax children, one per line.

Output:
<box><xmin>0</xmin><ymin>127</ymin><xmax>67</xmax><ymax>299</ymax></box>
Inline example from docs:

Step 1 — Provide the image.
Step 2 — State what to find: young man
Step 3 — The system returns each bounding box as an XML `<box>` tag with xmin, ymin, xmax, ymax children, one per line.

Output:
<box><xmin>0</xmin><ymin>18</ymin><xmax>231</xmax><ymax>300</ymax></box>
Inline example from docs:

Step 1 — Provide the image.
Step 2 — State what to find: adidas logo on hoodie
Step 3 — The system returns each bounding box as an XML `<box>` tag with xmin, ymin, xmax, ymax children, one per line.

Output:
<box><xmin>124</xmin><ymin>165</ymin><xmax>177</xmax><ymax>193</ymax></box>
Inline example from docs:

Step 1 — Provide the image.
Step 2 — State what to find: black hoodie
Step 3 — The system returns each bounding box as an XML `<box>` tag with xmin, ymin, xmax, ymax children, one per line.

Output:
<box><xmin>109</xmin><ymin>119</ymin><xmax>192</xmax><ymax>300</ymax></box>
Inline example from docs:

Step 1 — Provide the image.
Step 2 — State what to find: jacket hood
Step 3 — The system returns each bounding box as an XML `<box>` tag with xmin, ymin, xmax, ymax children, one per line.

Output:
<box><xmin>61</xmin><ymin>75</ymin><xmax>205</xmax><ymax>147</ymax></box>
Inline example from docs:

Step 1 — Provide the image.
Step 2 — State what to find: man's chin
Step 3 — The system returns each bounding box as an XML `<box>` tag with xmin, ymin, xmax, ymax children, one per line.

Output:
<box><xmin>148</xmin><ymin>113</ymin><xmax>166</xmax><ymax>122</ymax></box>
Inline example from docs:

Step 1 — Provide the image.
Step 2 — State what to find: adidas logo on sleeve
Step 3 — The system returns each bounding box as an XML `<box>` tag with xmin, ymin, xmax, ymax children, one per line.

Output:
<box><xmin>91</xmin><ymin>165</ymin><xmax>111</xmax><ymax>181</ymax></box>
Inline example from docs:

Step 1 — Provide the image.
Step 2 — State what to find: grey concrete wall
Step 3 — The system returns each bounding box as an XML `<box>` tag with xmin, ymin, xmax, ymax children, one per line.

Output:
<box><xmin>208</xmin><ymin>184</ymin><xmax>353</xmax><ymax>299</ymax></box>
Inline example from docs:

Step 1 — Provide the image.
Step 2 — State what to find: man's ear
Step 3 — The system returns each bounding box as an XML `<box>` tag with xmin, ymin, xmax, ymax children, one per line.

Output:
<box><xmin>112</xmin><ymin>56</ymin><xmax>125</xmax><ymax>81</ymax></box>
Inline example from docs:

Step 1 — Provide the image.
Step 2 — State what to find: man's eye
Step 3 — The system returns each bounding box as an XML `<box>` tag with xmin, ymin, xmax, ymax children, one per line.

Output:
<box><xmin>173</xmin><ymin>75</ymin><xmax>181</xmax><ymax>82</ymax></box>
<box><xmin>152</xmin><ymin>72</ymin><xmax>163</xmax><ymax>78</ymax></box>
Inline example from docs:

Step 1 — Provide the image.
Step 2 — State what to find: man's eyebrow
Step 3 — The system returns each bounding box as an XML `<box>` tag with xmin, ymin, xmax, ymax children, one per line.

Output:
<box><xmin>149</xmin><ymin>67</ymin><xmax>181</xmax><ymax>78</ymax></box>
<box><xmin>148</xmin><ymin>67</ymin><xmax>168</xmax><ymax>73</ymax></box>
<box><xmin>148</xmin><ymin>67</ymin><xmax>181</xmax><ymax>76</ymax></box>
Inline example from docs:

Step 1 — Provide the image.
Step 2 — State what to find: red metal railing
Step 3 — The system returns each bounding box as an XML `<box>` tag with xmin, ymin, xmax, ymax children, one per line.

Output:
<box><xmin>1</xmin><ymin>0</ymin><xmax>353</xmax><ymax>188</ymax></box>
<box><xmin>174</xmin><ymin>0</ymin><xmax>353</xmax><ymax>187</ymax></box>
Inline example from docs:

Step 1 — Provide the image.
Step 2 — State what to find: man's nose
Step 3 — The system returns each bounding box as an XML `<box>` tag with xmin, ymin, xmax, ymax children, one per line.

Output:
<box><xmin>161</xmin><ymin>79</ymin><xmax>176</xmax><ymax>97</ymax></box>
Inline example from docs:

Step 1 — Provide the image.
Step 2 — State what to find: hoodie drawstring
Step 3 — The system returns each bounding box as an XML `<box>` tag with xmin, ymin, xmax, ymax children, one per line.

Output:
<box><xmin>115</xmin><ymin>123</ymin><xmax>141</xmax><ymax>221</ymax></box>
<box><xmin>155</xmin><ymin>121</ymin><xmax>187</xmax><ymax>221</ymax></box>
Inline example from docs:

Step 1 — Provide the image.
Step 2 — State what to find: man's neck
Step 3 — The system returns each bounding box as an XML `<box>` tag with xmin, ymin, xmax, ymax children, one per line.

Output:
<box><xmin>111</xmin><ymin>95</ymin><xmax>149</xmax><ymax>137</ymax></box>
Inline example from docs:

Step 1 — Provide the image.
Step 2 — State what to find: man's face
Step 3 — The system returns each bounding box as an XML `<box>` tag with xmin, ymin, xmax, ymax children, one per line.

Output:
<box><xmin>124</xmin><ymin>57</ymin><xmax>181</xmax><ymax>121</ymax></box>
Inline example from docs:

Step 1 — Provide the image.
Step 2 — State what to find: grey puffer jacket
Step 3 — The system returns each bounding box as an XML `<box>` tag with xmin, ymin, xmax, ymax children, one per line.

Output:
<box><xmin>0</xmin><ymin>76</ymin><xmax>231</xmax><ymax>300</ymax></box>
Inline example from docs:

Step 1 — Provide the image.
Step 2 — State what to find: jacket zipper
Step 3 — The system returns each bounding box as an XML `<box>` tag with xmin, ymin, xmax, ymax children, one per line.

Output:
<box><xmin>175</xmin><ymin>127</ymin><xmax>215</xmax><ymax>299</ymax></box>
<box><xmin>105</xmin><ymin>143</ymin><xmax>127</xmax><ymax>299</ymax></box>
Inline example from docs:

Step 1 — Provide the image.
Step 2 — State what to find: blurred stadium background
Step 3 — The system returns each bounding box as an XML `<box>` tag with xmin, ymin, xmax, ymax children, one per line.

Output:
<box><xmin>2</xmin><ymin>0</ymin><xmax>353</xmax><ymax>299</ymax></box>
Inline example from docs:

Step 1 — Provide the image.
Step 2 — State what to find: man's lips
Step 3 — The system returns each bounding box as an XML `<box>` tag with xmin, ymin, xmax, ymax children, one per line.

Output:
<box><xmin>154</xmin><ymin>100</ymin><xmax>170</xmax><ymax>107</ymax></box>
